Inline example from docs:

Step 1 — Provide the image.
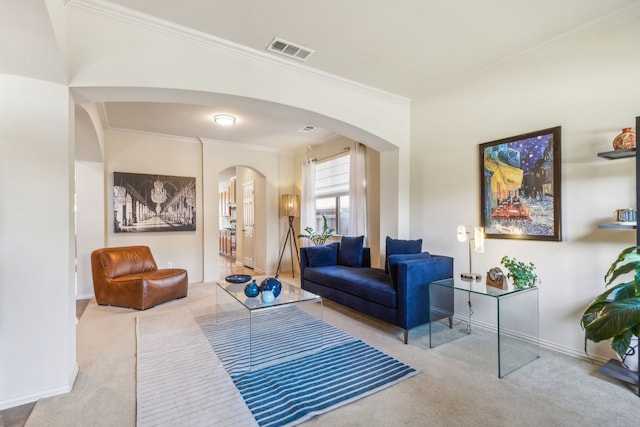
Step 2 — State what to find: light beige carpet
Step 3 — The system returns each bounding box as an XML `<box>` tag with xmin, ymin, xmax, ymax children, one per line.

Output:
<box><xmin>136</xmin><ymin>309</ymin><xmax>256</xmax><ymax>427</ymax></box>
<box><xmin>26</xmin><ymin>281</ymin><xmax>640</xmax><ymax>427</ymax></box>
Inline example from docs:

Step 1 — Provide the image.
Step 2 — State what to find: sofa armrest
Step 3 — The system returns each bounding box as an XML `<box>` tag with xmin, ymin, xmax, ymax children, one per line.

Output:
<box><xmin>394</xmin><ymin>255</ymin><xmax>453</xmax><ymax>330</ymax></box>
<box><xmin>300</xmin><ymin>246</ymin><xmax>310</xmax><ymax>270</ymax></box>
<box><xmin>362</xmin><ymin>248</ymin><xmax>371</xmax><ymax>268</ymax></box>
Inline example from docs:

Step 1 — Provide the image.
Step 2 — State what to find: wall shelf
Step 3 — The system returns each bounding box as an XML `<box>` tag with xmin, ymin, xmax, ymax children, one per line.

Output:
<box><xmin>597</xmin><ymin>148</ymin><xmax>636</xmax><ymax>160</ymax></box>
<box><xmin>595</xmin><ymin>118</ymin><xmax>640</xmax><ymax>396</ymax></box>
<box><xmin>597</xmin><ymin>223</ymin><xmax>636</xmax><ymax>230</ymax></box>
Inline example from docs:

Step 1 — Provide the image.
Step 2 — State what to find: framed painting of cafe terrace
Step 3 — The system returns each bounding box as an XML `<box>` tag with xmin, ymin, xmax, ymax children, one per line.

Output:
<box><xmin>479</xmin><ymin>127</ymin><xmax>561</xmax><ymax>241</ymax></box>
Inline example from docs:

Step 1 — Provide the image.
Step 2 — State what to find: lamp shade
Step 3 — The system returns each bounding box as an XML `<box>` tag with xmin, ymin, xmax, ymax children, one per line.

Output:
<box><xmin>280</xmin><ymin>194</ymin><xmax>300</xmax><ymax>217</ymax></box>
<box><xmin>474</xmin><ymin>227</ymin><xmax>485</xmax><ymax>253</ymax></box>
<box><xmin>456</xmin><ymin>225</ymin><xmax>468</xmax><ymax>242</ymax></box>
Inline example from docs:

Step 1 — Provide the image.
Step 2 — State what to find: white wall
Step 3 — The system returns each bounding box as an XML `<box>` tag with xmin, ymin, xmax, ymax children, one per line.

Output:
<box><xmin>74</xmin><ymin>102</ymin><xmax>106</xmax><ymax>299</ymax></box>
<box><xmin>105</xmin><ymin>129</ymin><xmax>204</xmax><ymax>280</ymax></box>
<box><xmin>0</xmin><ymin>75</ymin><xmax>77</xmax><ymax>409</ymax></box>
<box><xmin>75</xmin><ymin>160</ymin><xmax>105</xmax><ymax>298</ymax></box>
<box><xmin>412</xmin><ymin>16</ymin><xmax>640</xmax><ymax>360</ymax></box>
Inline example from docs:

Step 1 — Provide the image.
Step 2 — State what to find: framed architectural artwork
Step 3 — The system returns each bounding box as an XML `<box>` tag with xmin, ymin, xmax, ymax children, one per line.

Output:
<box><xmin>479</xmin><ymin>126</ymin><xmax>561</xmax><ymax>241</ymax></box>
<box><xmin>113</xmin><ymin>172</ymin><xmax>196</xmax><ymax>233</ymax></box>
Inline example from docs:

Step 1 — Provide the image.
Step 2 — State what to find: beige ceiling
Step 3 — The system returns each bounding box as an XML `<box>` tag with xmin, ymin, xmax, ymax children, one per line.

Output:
<box><xmin>108</xmin><ymin>0</ymin><xmax>640</xmax><ymax>98</ymax></box>
<box><xmin>6</xmin><ymin>0</ymin><xmax>640</xmax><ymax>151</ymax></box>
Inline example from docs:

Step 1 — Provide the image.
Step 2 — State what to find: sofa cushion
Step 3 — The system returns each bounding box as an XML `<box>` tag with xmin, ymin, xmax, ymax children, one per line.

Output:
<box><xmin>338</xmin><ymin>236</ymin><xmax>365</xmax><ymax>267</ymax></box>
<box><xmin>387</xmin><ymin>252</ymin><xmax>431</xmax><ymax>287</ymax></box>
<box><xmin>305</xmin><ymin>242</ymin><xmax>340</xmax><ymax>267</ymax></box>
<box><xmin>385</xmin><ymin>236</ymin><xmax>423</xmax><ymax>272</ymax></box>
<box><xmin>303</xmin><ymin>266</ymin><xmax>396</xmax><ymax>308</ymax></box>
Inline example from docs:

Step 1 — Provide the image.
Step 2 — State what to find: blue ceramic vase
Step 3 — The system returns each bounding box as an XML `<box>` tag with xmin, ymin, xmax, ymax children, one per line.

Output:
<box><xmin>244</xmin><ymin>280</ymin><xmax>260</xmax><ymax>298</ymax></box>
<box><xmin>261</xmin><ymin>289</ymin><xmax>275</xmax><ymax>303</ymax></box>
<box><xmin>260</xmin><ymin>277</ymin><xmax>282</xmax><ymax>297</ymax></box>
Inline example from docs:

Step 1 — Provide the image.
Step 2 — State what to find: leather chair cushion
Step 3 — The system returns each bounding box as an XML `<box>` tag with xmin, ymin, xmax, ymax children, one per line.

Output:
<box><xmin>100</xmin><ymin>246</ymin><xmax>158</xmax><ymax>278</ymax></box>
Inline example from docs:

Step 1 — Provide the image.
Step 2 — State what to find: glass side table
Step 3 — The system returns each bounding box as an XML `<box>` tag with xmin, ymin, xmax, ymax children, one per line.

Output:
<box><xmin>429</xmin><ymin>278</ymin><xmax>539</xmax><ymax>378</ymax></box>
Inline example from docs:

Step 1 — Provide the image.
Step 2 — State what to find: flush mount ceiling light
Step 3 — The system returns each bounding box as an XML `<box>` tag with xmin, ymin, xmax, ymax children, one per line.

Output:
<box><xmin>213</xmin><ymin>114</ymin><xmax>236</xmax><ymax>126</ymax></box>
<box><xmin>267</xmin><ymin>37</ymin><xmax>315</xmax><ymax>62</ymax></box>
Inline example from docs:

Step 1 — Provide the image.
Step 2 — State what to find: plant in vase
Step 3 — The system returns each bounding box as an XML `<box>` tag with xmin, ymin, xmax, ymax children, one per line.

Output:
<box><xmin>297</xmin><ymin>215</ymin><xmax>335</xmax><ymax>246</ymax></box>
<box><xmin>581</xmin><ymin>245</ymin><xmax>640</xmax><ymax>371</ymax></box>
<box><xmin>500</xmin><ymin>256</ymin><xmax>539</xmax><ymax>289</ymax></box>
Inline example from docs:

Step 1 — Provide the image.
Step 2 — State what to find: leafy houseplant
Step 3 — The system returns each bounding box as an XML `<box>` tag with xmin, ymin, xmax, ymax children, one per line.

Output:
<box><xmin>297</xmin><ymin>215</ymin><xmax>335</xmax><ymax>246</ymax></box>
<box><xmin>500</xmin><ymin>256</ymin><xmax>539</xmax><ymax>289</ymax></box>
<box><xmin>580</xmin><ymin>245</ymin><xmax>640</xmax><ymax>359</ymax></box>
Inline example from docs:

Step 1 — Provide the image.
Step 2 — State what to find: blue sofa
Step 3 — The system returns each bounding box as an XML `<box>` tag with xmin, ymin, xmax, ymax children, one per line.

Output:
<box><xmin>300</xmin><ymin>238</ymin><xmax>454</xmax><ymax>343</ymax></box>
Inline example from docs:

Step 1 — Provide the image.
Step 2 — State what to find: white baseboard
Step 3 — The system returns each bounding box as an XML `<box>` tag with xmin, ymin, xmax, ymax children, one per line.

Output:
<box><xmin>0</xmin><ymin>363</ymin><xmax>78</xmax><ymax>411</ymax></box>
<box><xmin>451</xmin><ymin>314</ymin><xmax>609</xmax><ymax>365</ymax></box>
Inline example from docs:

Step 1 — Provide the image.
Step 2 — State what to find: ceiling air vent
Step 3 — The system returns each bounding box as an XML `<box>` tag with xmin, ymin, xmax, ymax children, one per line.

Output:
<box><xmin>267</xmin><ymin>37</ymin><xmax>315</xmax><ymax>62</ymax></box>
<box><xmin>298</xmin><ymin>126</ymin><xmax>316</xmax><ymax>133</ymax></box>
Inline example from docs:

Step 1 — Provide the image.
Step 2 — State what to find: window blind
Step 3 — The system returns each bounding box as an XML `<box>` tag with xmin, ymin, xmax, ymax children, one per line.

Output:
<box><xmin>315</xmin><ymin>155</ymin><xmax>350</xmax><ymax>197</ymax></box>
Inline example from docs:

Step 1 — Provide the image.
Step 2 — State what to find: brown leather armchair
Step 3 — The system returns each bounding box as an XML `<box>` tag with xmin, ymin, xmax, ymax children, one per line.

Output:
<box><xmin>91</xmin><ymin>245</ymin><xmax>188</xmax><ymax>310</ymax></box>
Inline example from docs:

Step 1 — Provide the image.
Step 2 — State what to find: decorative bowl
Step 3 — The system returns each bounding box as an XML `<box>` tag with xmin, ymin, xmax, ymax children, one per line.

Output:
<box><xmin>225</xmin><ymin>274</ymin><xmax>252</xmax><ymax>284</ymax></box>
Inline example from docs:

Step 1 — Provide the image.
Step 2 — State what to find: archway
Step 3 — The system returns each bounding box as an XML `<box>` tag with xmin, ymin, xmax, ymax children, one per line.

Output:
<box><xmin>218</xmin><ymin>165</ymin><xmax>267</xmax><ymax>273</ymax></box>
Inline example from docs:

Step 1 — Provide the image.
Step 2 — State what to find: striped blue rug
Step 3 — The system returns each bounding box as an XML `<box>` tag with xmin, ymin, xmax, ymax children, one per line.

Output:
<box><xmin>196</xmin><ymin>306</ymin><xmax>419</xmax><ymax>427</ymax></box>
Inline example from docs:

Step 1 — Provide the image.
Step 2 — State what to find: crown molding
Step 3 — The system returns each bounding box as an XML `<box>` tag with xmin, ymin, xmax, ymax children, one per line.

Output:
<box><xmin>199</xmin><ymin>137</ymin><xmax>283</xmax><ymax>154</ymax></box>
<box><xmin>107</xmin><ymin>127</ymin><xmax>201</xmax><ymax>145</ymax></box>
<box><xmin>66</xmin><ymin>0</ymin><xmax>410</xmax><ymax>105</ymax></box>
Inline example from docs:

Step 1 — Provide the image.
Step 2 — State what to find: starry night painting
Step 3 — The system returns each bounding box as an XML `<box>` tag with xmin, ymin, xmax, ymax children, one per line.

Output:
<box><xmin>479</xmin><ymin>127</ymin><xmax>561</xmax><ymax>241</ymax></box>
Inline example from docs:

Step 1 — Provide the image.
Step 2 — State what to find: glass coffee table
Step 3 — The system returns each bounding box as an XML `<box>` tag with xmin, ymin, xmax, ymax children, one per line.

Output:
<box><xmin>216</xmin><ymin>276</ymin><xmax>323</xmax><ymax>371</ymax></box>
<box><xmin>428</xmin><ymin>278</ymin><xmax>539</xmax><ymax>378</ymax></box>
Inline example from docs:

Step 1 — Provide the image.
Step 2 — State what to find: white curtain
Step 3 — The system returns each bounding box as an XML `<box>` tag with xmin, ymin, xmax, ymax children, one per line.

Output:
<box><xmin>349</xmin><ymin>141</ymin><xmax>367</xmax><ymax>240</ymax></box>
<box><xmin>300</xmin><ymin>158</ymin><xmax>316</xmax><ymax>247</ymax></box>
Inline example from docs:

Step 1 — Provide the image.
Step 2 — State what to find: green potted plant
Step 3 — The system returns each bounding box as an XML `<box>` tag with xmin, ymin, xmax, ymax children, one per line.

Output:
<box><xmin>580</xmin><ymin>245</ymin><xmax>640</xmax><ymax>368</ymax></box>
<box><xmin>297</xmin><ymin>215</ymin><xmax>335</xmax><ymax>246</ymax></box>
<box><xmin>500</xmin><ymin>256</ymin><xmax>539</xmax><ymax>289</ymax></box>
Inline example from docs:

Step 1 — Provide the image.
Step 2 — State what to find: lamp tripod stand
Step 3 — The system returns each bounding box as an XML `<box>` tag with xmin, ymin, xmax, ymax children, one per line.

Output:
<box><xmin>276</xmin><ymin>215</ymin><xmax>301</xmax><ymax>277</ymax></box>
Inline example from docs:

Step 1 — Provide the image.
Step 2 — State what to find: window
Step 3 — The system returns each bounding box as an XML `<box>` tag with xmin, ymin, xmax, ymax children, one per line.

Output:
<box><xmin>314</xmin><ymin>154</ymin><xmax>350</xmax><ymax>235</ymax></box>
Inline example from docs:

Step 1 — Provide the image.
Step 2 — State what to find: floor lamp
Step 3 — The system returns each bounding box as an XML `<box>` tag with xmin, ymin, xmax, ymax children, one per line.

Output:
<box><xmin>276</xmin><ymin>194</ymin><xmax>301</xmax><ymax>278</ymax></box>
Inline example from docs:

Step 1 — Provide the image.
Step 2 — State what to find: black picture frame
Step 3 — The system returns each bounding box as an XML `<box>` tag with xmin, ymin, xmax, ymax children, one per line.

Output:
<box><xmin>479</xmin><ymin>126</ymin><xmax>561</xmax><ymax>241</ymax></box>
<box><xmin>113</xmin><ymin>171</ymin><xmax>196</xmax><ymax>233</ymax></box>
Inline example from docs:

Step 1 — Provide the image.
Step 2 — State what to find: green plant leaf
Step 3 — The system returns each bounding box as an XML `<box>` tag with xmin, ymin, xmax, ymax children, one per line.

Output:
<box><xmin>611</xmin><ymin>330</ymin><xmax>635</xmax><ymax>357</ymax></box>
<box><xmin>296</xmin><ymin>215</ymin><xmax>334</xmax><ymax>246</ymax></box>
<box><xmin>582</xmin><ymin>298</ymin><xmax>640</xmax><ymax>345</ymax></box>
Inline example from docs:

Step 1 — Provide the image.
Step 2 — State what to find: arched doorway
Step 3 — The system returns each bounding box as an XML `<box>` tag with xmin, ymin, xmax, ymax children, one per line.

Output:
<box><xmin>218</xmin><ymin>165</ymin><xmax>267</xmax><ymax>273</ymax></box>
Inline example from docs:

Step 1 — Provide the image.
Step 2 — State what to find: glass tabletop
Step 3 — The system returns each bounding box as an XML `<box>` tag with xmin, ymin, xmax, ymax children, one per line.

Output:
<box><xmin>430</xmin><ymin>277</ymin><xmax>537</xmax><ymax>298</ymax></box>
<box><xmin>217</xmin><ymin>275</ymin><xmax>321</xmax><ymax>311</ymax></box>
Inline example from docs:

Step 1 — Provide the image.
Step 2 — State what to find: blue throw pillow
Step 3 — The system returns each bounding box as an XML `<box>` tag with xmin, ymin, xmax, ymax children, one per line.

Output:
<box><xmin>338</xmin><ymin>236</ymin><xmax>365</xmax><ymax>267</ymax></box>
<box><xmin>385</xmin><ymin>236</ymin><xmax>423</xmax><ymax>273</ymax></box>
<box><xmin>387</xmin><ymin>253</ymin><xmax>431</xmax><ymax>285</ymax></box>
<box><xmin>305</xmin><ymin>242</ymin><xmax>340</xmax><ymax>267</ymax></box>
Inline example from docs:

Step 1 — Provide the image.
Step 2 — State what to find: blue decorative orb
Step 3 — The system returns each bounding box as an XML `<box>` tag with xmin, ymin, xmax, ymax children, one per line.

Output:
<box><xmin>260</xmin><ymin>277</ymin><xmax>282</xmax><ymax>297</ymax></box>
<box><xmin>244</xmin><ymin>280</ymin><xmax>260</xmax><ymax>298</ymax></box>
